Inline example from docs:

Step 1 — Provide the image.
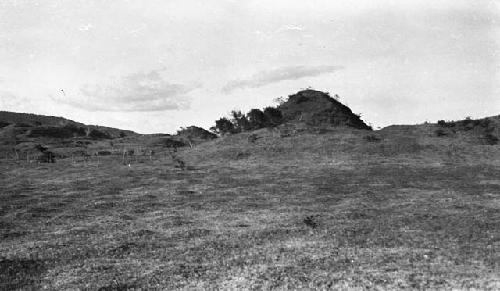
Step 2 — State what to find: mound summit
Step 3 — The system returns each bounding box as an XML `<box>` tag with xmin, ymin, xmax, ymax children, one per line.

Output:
<box><xmin>278</xmin><ymin>90</ymin><xmax>372</xmax><ymax>130</ymax></box>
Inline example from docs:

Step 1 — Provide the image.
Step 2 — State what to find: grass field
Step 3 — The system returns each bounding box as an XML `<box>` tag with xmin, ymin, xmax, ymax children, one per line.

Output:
<box><xmin>1</xmin><ymin>128</ymin><xmax>500</xmax><ymax>290</ymax></box>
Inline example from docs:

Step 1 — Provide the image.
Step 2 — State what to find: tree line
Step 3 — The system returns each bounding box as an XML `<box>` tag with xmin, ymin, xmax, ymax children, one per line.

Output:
<box><xmin>210</xmin><ymin>106</ymin><xmax>284</xmax><ymax>135</ymax></box>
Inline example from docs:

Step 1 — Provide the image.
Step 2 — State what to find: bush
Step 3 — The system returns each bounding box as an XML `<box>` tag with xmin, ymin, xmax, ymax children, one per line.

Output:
<box><xmin>435</xmin><ymin>129</ymin><xmax>447</xmax><ymax>137</ymax></box>
<box><xmin>247</xmin><ymin>109</ymin><xmax>267</xmax><ymax>130</ymax></box>
<box><xmin>437</xmin><ymin>120</ymin><xmax>447</xmax><ymax>127</ymax></box>
<box><xmin>263</xmin><ymin>107</ymin><xmax>283</xmax><ymax>127</ymax></box>
<box><xmin>210</xmin><ymin>117</ymin><xmax>235</xmax><ymax>135</ymax></box>
<box><xmin>231</xmin><ymin>110</ymin><xmax>251</xmax><ymax>133</ymax></box>
<box><xmin>210</xmin><ymin>106</ymin><xmax>283</xmax><ymax>136</ymax></box>
<box><xmin>303</xmin><ymin>215</ymin><xmax>318</xmax><ymax>229</ymax></box>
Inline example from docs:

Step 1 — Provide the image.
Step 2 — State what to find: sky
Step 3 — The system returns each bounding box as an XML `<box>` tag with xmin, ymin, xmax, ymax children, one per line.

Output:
<box><xmin>0</xmin><ymin>0</ymin><xmax>499</xmax><ymax>133</ymax></box>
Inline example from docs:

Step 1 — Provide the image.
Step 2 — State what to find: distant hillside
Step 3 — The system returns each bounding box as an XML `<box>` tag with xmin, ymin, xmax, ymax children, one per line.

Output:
<box><xmin>0</xmin><ymin>111</ymin><xmax>136</xmax><ymax>138</ymax></box>
<box><xmin>381</xmin><ymin>115</ymin><xmax>500</xmax><ymax>145</ymax></box>
<box><xmin>277</xmin><ymin>90</ymin><xmax>372</xmax><ymax>130</ymax></box>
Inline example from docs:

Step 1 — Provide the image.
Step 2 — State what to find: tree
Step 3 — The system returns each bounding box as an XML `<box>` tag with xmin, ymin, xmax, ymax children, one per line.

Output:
<box><xmin>230</xmin><ymin>110</ymin><xmax>251</xmax><ymax>132</ymax></box>
<box><xmin>263</xmin><ymin>107</ymin><xmax>283</xmax><ymax>127</ymax></box>
<box><xmin>247</xmin><ymin>109</ymin><xmax>267</xmax><ymax>130</ymax></box>
<box><xmin>210</xmin><ymin>117</ymin><xmax>235</xmax><ymax>135</ymax></box>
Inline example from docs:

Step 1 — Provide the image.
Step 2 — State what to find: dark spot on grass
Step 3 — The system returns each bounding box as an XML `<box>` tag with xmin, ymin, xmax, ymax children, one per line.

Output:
<box><xmin>178</xmin><ymin>190</ymin><xmax>197</xmax><ymax>195</ymax></box>
<box><xmin>119</xmin><ymin>214</ymin><xmax>135</xmax><ymax>221</ymax></box>
<box><xmin>304</xmin><ymin>215</ymin><xmax>318</xmax><ymax>229</ymax></box>
<box><xmin>135</xmin><ymin>229</ymin><xmax>156</xmax><ymax>237</ymax></box>
<box><xmin>108</xmin><ymin>242</ymin><xmax>142</xmax><ymax>256</ymax></box>
<box><xmin>27</xmin><ymin>206</ymin><xmax>59</xmax><ymax>218</ymax></box>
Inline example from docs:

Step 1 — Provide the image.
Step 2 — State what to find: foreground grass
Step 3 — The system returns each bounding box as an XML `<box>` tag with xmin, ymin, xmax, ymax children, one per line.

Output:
<box><xmin>1</xmin><ymin>142</ymin><xmax>500</xmax><ymax>289</ymax></box>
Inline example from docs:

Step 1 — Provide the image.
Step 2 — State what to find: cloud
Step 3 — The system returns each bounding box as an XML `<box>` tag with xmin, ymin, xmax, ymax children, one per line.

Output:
<box><xmin>276</xmin><ymin>24</ymin><xmax>305</xmax><ymax>33</ymax></box>
<box><xmin>0</xmin><ymin>90</ymin><xmax>33</xmax><ymax>110</ymax></box>
<box><xmin>53</xmin><ymin>70</ymin><xmax>198</xmax><ymax>112</ymax></box>
<box><xmin>222</xmin><ymin>65</ymin><xmax>343</xmax><ymax>93</ymax></box>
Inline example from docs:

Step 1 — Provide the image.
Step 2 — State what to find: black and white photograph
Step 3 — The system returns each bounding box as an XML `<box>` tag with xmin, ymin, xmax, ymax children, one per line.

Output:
<box><xmin>1</xmin><ymin>0</ymin><xmax>499</xmax><ymax>289</ymax></box>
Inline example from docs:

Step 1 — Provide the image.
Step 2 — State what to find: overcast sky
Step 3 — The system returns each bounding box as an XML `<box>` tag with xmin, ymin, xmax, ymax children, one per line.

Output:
<box><xmin>1</xmin><ymin>0</ymin><xmax>499</xmax><ymax>133</ymax></box>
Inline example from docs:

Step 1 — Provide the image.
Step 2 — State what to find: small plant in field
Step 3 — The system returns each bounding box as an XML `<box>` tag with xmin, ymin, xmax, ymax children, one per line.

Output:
<box><xmin>303</xmin><ymin>215</ymin><xmax>318</xmax><ymax>229</ymax></box>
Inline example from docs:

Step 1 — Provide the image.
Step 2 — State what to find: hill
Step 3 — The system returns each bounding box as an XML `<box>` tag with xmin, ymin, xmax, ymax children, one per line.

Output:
<box><xmin>1</xmin><ymin>110</ymin><xmax>499</xmax><ymax>289</ymax></box>
<box><xmin>0</xmin><ymin>111</ymin><xmax>136</xmax><ymax>138</ymax></box>
<box><xmin>0</xmin><ymin>111</ymin><xmax>139</xmax><ymax>161</ymax></box>
<box><xmin>0</xmin><ymin>95</ymin><xmax>499</xmax><ymax>288</ymax></box>
<box><xmin>277</xmin><ymin>89</ymin><xmax>372</xmax><ymax>130</ymax></box>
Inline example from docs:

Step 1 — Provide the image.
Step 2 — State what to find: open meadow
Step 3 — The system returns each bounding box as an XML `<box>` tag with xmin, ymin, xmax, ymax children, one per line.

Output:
<box><xmin>1</xmin><ymin>126</ymin><xmax>499</xmax><ymax>290</ymax></box>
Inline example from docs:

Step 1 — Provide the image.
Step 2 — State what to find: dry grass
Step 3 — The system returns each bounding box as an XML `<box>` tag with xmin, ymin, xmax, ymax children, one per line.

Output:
<box><xmin>1</xmin><ymin>129</ymin><xmax>500</xmax><ymax>289</ymax></box>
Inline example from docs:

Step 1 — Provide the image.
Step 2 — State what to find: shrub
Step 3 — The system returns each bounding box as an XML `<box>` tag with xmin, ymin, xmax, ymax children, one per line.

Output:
<box><xmin>303</xmin><ymin>216</ymin><xmax>318</xmax><ymax>229</ymax></box>
<box><xmin>247</xmin><ymin>109</ymin><xmax>267</xmax><ymax>130</ymax></box>
<box><xmin>263</xmin><ymin>107</ymin><xmax>283</xmax><ymax>127</ymax></box>
<box><xmin>435</xmin><ymin>129</ymin><xmax>447</xmax><ymax>137</ymax></box>
<box><xmin>231</xmin><ymin>110</ymin><xmax>251</xmax><ymax>132</ymax></box>
<box><xmin>211</xmin><ymin>117</ymin><xmax>235</xmax><ymax>135</ymax></box>
<box><xmin>437</xmin><ymin>120</ymin><xmax>447</xmax><ymax>127</ymax></box>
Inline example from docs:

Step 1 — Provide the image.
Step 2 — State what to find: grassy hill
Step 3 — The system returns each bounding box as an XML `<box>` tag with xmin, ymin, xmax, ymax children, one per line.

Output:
<box><xmin>0</xmin><ymin>97</ymin><xmax>499</xmax><ymax>289</ymax></box>
<box><xmin>0</xmin><ymin>111</ymin><xmax>137</xmax><ymax>138</ymax></box>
